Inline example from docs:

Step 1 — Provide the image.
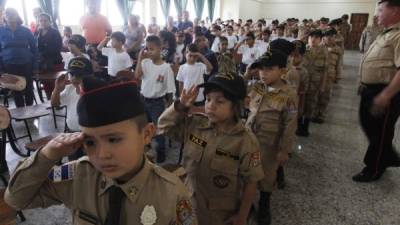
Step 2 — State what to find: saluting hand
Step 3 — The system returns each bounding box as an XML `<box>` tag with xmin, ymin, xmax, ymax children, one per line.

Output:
<box><xmin>180</xmin><ymin>85</ymin><xmax>199</xmax><ymax>108</ymax></box>
<box><xmin>41</xmin><ymin>133</ymin><xmax>85</xmax><ymax>161</ymax></box>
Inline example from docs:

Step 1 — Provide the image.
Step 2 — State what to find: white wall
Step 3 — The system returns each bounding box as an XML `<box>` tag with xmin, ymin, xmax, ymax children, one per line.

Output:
<box><xmin>220</xmin><ymin>0</ymin><xmax>377</xmax><ymax>25</ymax></box>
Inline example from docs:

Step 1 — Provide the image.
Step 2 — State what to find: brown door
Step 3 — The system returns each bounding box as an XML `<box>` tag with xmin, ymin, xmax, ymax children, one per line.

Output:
<box><xmin>349</xmin><ymin>13</ymin><xmax>369</xmax><ymax>49</ymax></box>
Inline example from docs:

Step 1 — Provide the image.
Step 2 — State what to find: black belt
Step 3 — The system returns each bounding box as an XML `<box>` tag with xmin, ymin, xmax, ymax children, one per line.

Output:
<box><xmin>360</xmin><ymin>83</ymin><xmax>388</xmax><ymax>89</ymax></box>
<box><xmin>143</xmin><ymin>96</ymin><xmax>165</xmax><ymax>102</ymax></box>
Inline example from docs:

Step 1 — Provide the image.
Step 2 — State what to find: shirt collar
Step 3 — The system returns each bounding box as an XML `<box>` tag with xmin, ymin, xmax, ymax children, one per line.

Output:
<box><xmin>383</xmin><ymin>21</ymin><xmax>400</xmax><ymax>34</ymax></box>
<box><xmin>196</xmin><ymin>118</ymin><xmax>245</xmax><ymax>135</ymax></box>
<box><xmin>98</xmin><ymin>156</ymin><xmax>152</xmax><ymax>203</ymax></box>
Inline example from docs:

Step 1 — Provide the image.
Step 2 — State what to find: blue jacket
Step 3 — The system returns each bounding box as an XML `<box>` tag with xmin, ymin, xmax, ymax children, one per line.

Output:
<box><xmin>0</xmin><ymin>24</ymin><xmax>38</xmax><ymax>71</ymax></box>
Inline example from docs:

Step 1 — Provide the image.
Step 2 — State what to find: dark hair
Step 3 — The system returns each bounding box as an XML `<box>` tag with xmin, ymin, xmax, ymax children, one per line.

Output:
<box><xmin>212</xmin><ymin>25</ymin><xmax>222</xmax><ymax>31</ymax></box>
<box><xmin>39</xmin><ymin>13</ymin><xmax>51</xmax><ymax>22</ymax></box>
<box><xmin>341</xmin><ymin>14</ymin><xmax>349</xmax><ymax>20</ymax></box>
<box><xmin>187</xmin><ymin>43</ymin><xmax>199</xmax><ymax>53</ymax></box>
<box><xmin>262</xmin><ymin>29</ymin><xmax>272</xmax><ymax>35</ymax></box>
<box><xmin>245</xmin><ymin>32</ymin><xmax>255</xmax><ymax>40</ymax></box>
<box><xmin>146</xmin><ymin>35</ymin><xmax>162</xmax><ymax>47</ymax></box>
<box><xmin>219</xmin><ymin>36</ymin><xmax>228</xmax><ymax>43</ymax></box>
<box><xmin>64</xmin><ymin>26</ymin><xmax>72</xmax><ymax>33</ymax></box>
<box><xmin>159</xmin><ymin>30</ymin><xmax>177</xmax><ymax>50</ymax></box>
<box><xmin>111</xmin><ymin>31</ymin><xmax>126</xmax><ymax>44</ymax></box>
<box><xmin>204</xmin><ymin>87</ymin><xmax>242</xmax><ymax>122</ymax></box>
<box><xmin>227</xmin><ymin>25</ymin><xmax>233</xmax><ymax>30</ymax></box>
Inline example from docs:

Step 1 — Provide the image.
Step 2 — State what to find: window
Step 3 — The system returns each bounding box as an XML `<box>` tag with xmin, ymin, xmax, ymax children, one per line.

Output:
<box><xmin>59</xmin><ymin>0</ymin><xmax>85</xmax><ymax>25</ymax></box>
<box><xmin>5</xmin><ymin>0</ymin><xmax>40</xmax><ymax>25</ymax></box>
<box><xmin>132</xmin><ymin>1</ymin><xmax>144</xmax><ymax>24</ymax></box>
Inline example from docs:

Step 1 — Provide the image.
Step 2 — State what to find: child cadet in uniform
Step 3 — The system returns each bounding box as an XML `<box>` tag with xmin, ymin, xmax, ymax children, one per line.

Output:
<box><xmin>5</xmin><ymin>77</ymin><xmax>197</xmax><ymax>225</ymax></box>
<box><xmin>245</xmin><ymin>50</ymin><xmax>298</xmax><ymax>225</ymax></box>
<box><xmin>158</xmin><ymin>72</ymin><xmax>264</xmax><ymax>225</ymax></box>
<box><xmin>313</xmin><ymin>28</ymin><xmax>344</xmax><ymax>123</ymax></box>
<box><xmin>303</xmin><ymin>29</ymin><xmax>329</xmax><ymax>133</ymax></box>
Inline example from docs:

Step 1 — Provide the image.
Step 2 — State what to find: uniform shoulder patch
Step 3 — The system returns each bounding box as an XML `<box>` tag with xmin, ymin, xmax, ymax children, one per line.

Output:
<box><xmin>48</xmin><ymin>162</ymin><xmax>75</xmax><ymax>182</ymax></box>
<box><xmin>176</xmin><ymin>199</ymin><xmax>195</xmax><ymax>225</ymax></box>
<box><xmin>153</xmin><ymin>165</ymin><xmax>179</xmax><ymax>185</ymax></box>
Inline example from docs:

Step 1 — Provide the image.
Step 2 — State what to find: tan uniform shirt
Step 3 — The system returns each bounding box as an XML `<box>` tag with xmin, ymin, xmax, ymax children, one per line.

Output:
<box><xmin>303</xmin><ymin>45</ymin><xmax>329</xmax><ymax>88</ymax></box>
<box><xmin>325</xmin><ymin>44</ymin><xmax>344</xmax><ymax>80</ymax></box>
<box><xmin>286</xmin><ymin>65</ymin><xmax>309</xmax><ymax>115</ymax></box>
<box><xmin>298</xmin><ymin>25</ymin><xmax>310</xmax><ymax>41</ymax></box>
<box><xmin>158</xmin><ymin>104</ymin><xmax>264</xmax><ymax>222</ymax></box>
<box><xmin>359</xmin><ymin>25</ymin><xmax>384</xmax><ymax>53</ymax></box>
<box><xmin>360</xmin><ymin>22</ymin><xmax>400</xmax><ymax>84</ymax></box>
<box><xmin>246</xmin><ymin>80</ymin><xmax>298</xmax><ymax>154</ymax></box>
<box><xmin>5</xmin><ymin>151</ymin><xmax>196</xmax><ymax>225</ymax></box>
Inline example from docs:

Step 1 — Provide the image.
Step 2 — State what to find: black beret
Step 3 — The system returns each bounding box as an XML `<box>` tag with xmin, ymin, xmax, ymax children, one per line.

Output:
<box><xmin>77</xmin><ymin>77</ymin><xmax>145</xmax><ymax>127</ymax></box>
<box><xmin>250</xmin><ymin>50</ymin><xmax>288</xmax><ymax>69</ymax></box>
<box><xmin>309</xmin><ymin>29</ymin><xmax>323</xmax><ymax>38</ymax></box>
<box><xmin>320</xmin><ymin>17</ymin><xmax>330</xmax><ymax>23</ymax></box>
<box><xmin>269</xmin><ymin>38</ymin><xmax>296</xmax><ymax>56</ymax></box>
<box><xmin>323</xmin><ymin>28</ymin><xmax>337</xmax><ymax>36</ymax></box>
<box><xmin>329</xmin><ymin>18</ymin><xmax>343</xmax><ymax>26</ymax></box>
<box><xmin>378</xmin><ymin>0</ymin><xmax>400</xmax><ymax>6</ymax></box>
<box><xmin>68</xmin><ymin>57</ymin><xmax>93</xmax><ymax>77</ymax></box>
<box><xmin>199</xmin><ymin>72</ymin><xmax>246</xmax><ymax>101</ymax></box>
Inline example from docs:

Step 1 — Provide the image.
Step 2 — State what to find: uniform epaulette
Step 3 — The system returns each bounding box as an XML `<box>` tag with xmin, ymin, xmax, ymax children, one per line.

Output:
<box><xmin>252</xmin><ymin>82</ymin><xmax>265</xmax><ymax>96</ymax></box>
<box><xmin>152</xmin><ymin>165</ymin><xmax>179</xmax><ymax>185</ymax></box>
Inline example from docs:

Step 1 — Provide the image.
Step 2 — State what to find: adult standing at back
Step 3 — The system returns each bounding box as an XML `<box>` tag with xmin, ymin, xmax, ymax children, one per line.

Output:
<box><xmin>36</xmin><ymin>13</ymin><xmax>63</xmax><ymax>99</ymax></box>
<box><xmin>354</xmin><ymin>0</ymin><xmax>400</xmax><ymax>182</ymax></box>
<box><xmin>340</xmin><ymin>14</ymin><xmax>351</xmax><ymax>49</ymax></box>
<box><xmin>124</xmin><ymin>14</ymin><xmax>144</xmax><ymax>60</ymax></box>
<box><xmin>0</xmin><ymin>8</ymin><xmax>38</xmax><ymax>107</ymax></box>
<box><xmin>359</xmin><ymin>16</ymin><xmax>384</xmax><ymax>54</ymax></box>
<box><xmin>178</xmin><ymin>11</ymin><xmax>194</xmax><ymax>45</ymax></box>
<box><xmin>80</xmin><ymin>0</ymin><xmax>112</xmax><ymax>46</ymax></box>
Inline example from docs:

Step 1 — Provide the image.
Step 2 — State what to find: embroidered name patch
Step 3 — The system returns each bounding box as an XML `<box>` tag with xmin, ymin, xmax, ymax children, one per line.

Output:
<box><xmin>189</xmin><ymin>134</ymin><xmax>207</xmax><ymax>147</ymax></box>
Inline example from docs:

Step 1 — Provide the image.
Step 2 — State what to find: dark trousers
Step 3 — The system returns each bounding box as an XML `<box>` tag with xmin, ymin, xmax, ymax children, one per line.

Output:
<box><xmin>4</xmin><ymin>63</ymin><xmax>34</xmax><ymax>107</ymax></box>
<box><xmin>144</xmin><ymin>97</ymin><xmax>166</xmax><ymax>154</ymax></box>
<box><xmin>359</xmin><ymin>84</ymin><xmax>400</xmax><ymax>174</ymax></box>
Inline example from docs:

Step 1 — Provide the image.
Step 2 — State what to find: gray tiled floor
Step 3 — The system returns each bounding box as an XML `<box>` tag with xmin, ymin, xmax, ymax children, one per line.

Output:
<box><xmin>2</xmin><ymin>50</ymin><xmax>400</xmax><ymax>225</ymax></box>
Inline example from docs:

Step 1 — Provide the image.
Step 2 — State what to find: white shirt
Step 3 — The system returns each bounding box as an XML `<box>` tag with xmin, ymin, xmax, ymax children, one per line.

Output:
<box><xmin>60</xmin><ymin>84</ymin><xmax>81</xmax><ymax>131</ymax></box>
<box><xmin>176</xmin><ymin>63</ymin><xmax>207</xmax><ymax>102</ymax></box>
<box><xmin>255</xmin><ymin>40</ymin><xmax>269</xmax><ymax>55</ymax></box>
<box><xmin>140</xmin><ymin>59</ymin><xmax>176</xmax><ymax>98</ymax></box>
<box><xmin>238</xmin><ymin>44</ymin><xmax>263</xmax><ymax>65</ymax></box>
<box><xmin>61</xmin><ymin>52</ymin><xmax>90</xmax><ymax>70</ymax></box>
<box><xmin>211</xmin><ymin>36</ymin><xmax>221</xmax><ymax>53</ymax></box>
<box><xmin>225</xmin><ymin>35</ymin><xmax>238</xmax><ymax>49</ymax></box>
<box><xmin>101</xmin><ymin>48</ymin><xmax>132</xmax><ymax>76</ymax></box>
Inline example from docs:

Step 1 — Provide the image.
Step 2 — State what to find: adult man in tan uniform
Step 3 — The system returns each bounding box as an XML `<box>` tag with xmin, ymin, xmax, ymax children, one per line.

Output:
<box><xmin>5</xmin><ymin>77</ymin><xmax>196</xmax><ymax>225</ymax></box>
<box><xmin>353</xmin><ymin>0</ymin><xmax>400</xmax><ymax>182</ymax></box>
<box><xmin>359</xmin><ymin>16</ymin><xmax>384</xmax><ymax>54</ymax></box>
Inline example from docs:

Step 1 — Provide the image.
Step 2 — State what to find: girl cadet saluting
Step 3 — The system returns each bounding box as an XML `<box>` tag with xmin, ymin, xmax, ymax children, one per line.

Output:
<box><xmin>158</xmin><ymin>72</ymin><xmax>264</xmax><ymax>225</ymax></box>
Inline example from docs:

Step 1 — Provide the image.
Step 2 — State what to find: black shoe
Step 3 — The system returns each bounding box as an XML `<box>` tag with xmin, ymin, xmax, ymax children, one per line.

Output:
<box><xmin>258</xmin><ymin>192</ymin><xmax>271</xmax><ymax>225</ymax></box>
<box><xmin>277</xmin><ymin>166</ymin><xmax>285</xmax><ymax>190</ymax></box>
<box><xmin>156</xmin><ymin>151</ymin><xmax>166</xmax><ymax>163</ymax></box>
<box><xmin>311</xmin><ymin>117</ymin><xmax>324</xmax><ymax>124</ymax></box>
<box><xmin>352</xmin><ymin>169</ymin><xmax>384</xmax><ymax>183</ymax></box>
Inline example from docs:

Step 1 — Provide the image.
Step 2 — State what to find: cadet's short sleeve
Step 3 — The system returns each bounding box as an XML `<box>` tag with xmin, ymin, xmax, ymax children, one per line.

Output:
<box><xmin>101</xmin><ymin>47</ymin><xmax>113</xmax><ymax>57</ymax></box>
<box><xmin>394</xmin><ymin>36</ymin><xmax>400</xmax><ymax>68</ymax></box>
<box><xmin>238</xmin><ymin>132</ymin><xmax>265</xmax><ymax>183</ymax></box>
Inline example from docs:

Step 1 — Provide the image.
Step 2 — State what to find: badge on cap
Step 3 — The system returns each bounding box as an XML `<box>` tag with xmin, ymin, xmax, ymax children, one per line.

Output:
<box><xmin>140</xmin><ymin>205</ymin><xmax>157</xmax><ymax>225</ymax></box>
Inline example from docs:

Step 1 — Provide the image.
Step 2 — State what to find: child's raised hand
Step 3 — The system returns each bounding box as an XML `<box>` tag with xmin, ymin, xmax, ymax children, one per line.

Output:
<box><xmin>138</xmin><ymin>48</ymin><xmax>149</xmax><ymax>60</ymax></box>
<box><xmin>180</xmin><ymin>85</ymin><xmax>199</xmax><ymax>107</ymax></box>
<box><xmin>41</xmin><ymin>133</ymin><xmax>85</xmax><ymax>161</ymax></box>
<box><xmin>54</xmin><ymin>73</ymin><xmax>68</xmax><ymax>93</ymax></box>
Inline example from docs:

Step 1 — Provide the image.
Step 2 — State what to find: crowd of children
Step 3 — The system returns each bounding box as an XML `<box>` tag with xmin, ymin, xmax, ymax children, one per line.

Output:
<box><xmin>5</xmin><ymin>13</ymin><xmax>348</xmax><ymax>225</ymax></box>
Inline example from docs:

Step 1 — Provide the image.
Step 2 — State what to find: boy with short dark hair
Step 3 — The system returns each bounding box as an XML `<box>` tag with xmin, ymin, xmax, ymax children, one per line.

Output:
<box><xmin>215</xmin><ymin>36</ymin><xmax>237</xmax><ymax>75</ymax></box>
<box><xmin>135</xmin><ymin>35</ymin><xmax>176</xmax><ymax>163</ymax></box>
<box><xmin>224</xmin><ymin>25</ymin><xmax>238</xmax><ymax>50</ymax></box>
<box><xmin>62</xmin><ymin>34</ymin><xmax>90</xmax><ymax>70</ymax></box>
<box><xmin>245</xmin><ymin>50</ymin><xmax>298</xmax><ymax>225</ymax></box>
<box><xmin>235</xmin><ymin>32</ymin><xmax>263</xmax><ymax>74</ymax></box>
<box><xmin>176</xmin><ymin>43</ymin><xmax>213</xmax><ymax>106</ymax></box>
<box><xmin>5</xmin><ymin>77</ymin><xmax>197</xmax><ymax>225</ymax></box>
<box><xmin>98</xmin><ymin>31</ymin><xmax>132</xmax><ymax>78</ymax></box>
<box><xmin>210</xmin><ymin>24</ymin><xmax>222</xmax><ymax>53</ymax></box>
